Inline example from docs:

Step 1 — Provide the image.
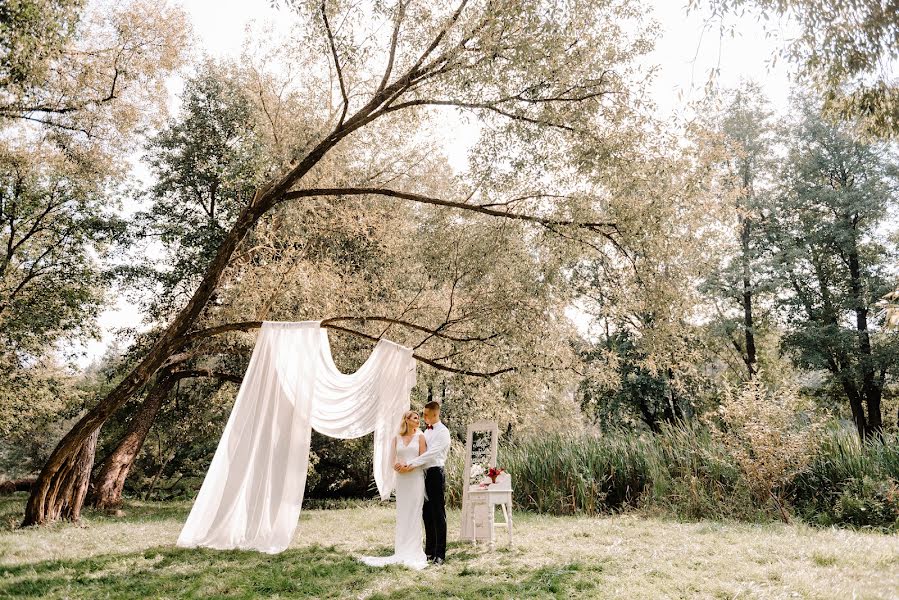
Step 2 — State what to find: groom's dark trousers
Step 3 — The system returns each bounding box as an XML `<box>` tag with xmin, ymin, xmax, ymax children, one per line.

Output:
<box><xmin>423</xmin><ymin>466</ymin><xmax>447</xmax><ymax>560</ymax></box>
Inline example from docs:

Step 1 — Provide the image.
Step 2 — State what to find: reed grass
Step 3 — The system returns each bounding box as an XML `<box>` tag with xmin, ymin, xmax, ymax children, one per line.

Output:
<box><xmin>446</xmin><ymin>423</ymin><xmax>899</xmax><ymax>530</ymax></box>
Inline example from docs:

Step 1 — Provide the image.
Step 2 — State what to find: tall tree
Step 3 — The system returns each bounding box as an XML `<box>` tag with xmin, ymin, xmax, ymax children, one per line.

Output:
<box><xmin>769</xmin><ymin>99</ymin><xmax>899</xmax><ymax>438</ymax></box>
<box><xmin>702</xmin><ymin>84</ymin><xmax>776</xmax><ymax>380</ymax></box>
<box><xmin>574</xmin><ymin>132</ymin><xmax>728</xmax><ymax>430</ymax></box>
<box><xmin>0</xmin><ymin>0</ymin><xmax>188</xmax><ymax>495</ymax></box>
<box><xmin>25</xmin><ymin>0</ymin><xmax>655</xmax><ymax>525</ymax></box>
<box><xmin>125</xmin><ymin>62</ymin><xmax>269</xmax><ymax>322</ymax></box>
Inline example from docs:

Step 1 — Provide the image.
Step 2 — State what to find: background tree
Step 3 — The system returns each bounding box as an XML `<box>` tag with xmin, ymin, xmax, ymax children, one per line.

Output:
<box><xmin>0</xmin><ymin>0</ymin><xmax>189</xmax><ymax>523</ymax></box>
<box><xmin>768</xmin><ymin>99</ymin><xmax>899</xmax><ymax>437</ymax></box>
<box><xmin>701</xmin><ymin>83</ymin><xmax>777</xmax><ymax>381</ymax></box>
<box><xmin>0</xmin><ymin>143</ymin><xmax>118</xmax><ymax>357</ymax></box>
<box><xmin>125</xmin><ymin>63</ymin><xmax>270</xmax><ymax>322</ymax></box>
<box><xmin>574</xmin><ymin>130</ymin><xmax>727</xmax><ymax>431</ymax></box>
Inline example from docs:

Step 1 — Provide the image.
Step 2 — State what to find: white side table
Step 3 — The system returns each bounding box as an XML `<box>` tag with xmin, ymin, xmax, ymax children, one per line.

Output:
<box><xmin>466</xmin><ymin>473</ymin><xmax>513</xmax><ymax>550</ymax></box>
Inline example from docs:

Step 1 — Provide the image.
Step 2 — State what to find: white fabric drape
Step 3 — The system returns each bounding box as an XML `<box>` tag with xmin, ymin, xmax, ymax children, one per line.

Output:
<box><xmin>176</xmin><ymin>321</ymin><xmax>416</xmax><ymax>554</ymax></box>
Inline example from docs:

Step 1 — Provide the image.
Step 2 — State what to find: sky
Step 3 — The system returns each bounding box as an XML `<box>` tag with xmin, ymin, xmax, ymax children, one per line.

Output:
<box><xmin>70</xmin><ymin>0</ymin><xmax>798</xmax><ymax>368</ymax></box>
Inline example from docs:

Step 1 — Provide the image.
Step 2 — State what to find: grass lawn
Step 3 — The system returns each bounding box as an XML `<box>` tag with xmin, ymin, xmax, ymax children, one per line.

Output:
<box><xmin>0</xmin><ymin>493</ymin><xmax>897</xmax><ymax>599</ymax></box>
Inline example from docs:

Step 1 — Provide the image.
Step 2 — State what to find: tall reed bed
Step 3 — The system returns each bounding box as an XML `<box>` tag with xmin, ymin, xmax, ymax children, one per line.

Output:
<box><xmin>792</xmin><ymin>428</ymin><xmax>899</xmax><ymax>529</ymax></box>
<box><xmin>444</xmin><ymin>424</ymin><xmax>899</xmax><ymax>530</ymax></box>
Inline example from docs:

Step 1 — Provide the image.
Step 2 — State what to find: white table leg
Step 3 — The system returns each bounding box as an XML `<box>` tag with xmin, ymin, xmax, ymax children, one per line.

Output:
<box><xmin>499</xmin><ymin>501</ymin><xmax>512</xmax><ymax>546</ymax></box>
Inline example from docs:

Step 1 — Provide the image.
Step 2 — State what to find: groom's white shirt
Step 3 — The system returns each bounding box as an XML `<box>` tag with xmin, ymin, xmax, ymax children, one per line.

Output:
<box><xmin>408</xmin><ymin>421</ymin><xmax>450</xmax><ymax>469</ymax></box>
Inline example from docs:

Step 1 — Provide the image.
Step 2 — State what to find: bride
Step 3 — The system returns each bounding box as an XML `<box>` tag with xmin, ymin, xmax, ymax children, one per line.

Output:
<box><xmin>360</xmin><ymin>410</ymin><xmax>429</xmax><ymax>570</ymax></box>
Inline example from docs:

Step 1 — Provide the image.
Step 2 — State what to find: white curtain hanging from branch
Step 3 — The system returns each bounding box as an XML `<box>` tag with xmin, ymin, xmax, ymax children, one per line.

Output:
<box><xmin>177</xmin><ymin>321</ymin><xmax>416</xmax><ymax>554</ymax></box>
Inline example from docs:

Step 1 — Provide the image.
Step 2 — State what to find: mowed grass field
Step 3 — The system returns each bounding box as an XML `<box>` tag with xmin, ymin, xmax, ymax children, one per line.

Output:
<box><xmin>0</xmin><ymin>494</ymin><xmax>897</xmax><ymax>599</ymax></box>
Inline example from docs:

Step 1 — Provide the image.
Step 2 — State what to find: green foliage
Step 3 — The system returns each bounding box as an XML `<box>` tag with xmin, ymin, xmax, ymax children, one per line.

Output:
<box><xmin>578</xmin><ymin>331</ymin><xmax>700</xmax><ymax>432</ymax></box>
<box><xmin>470</xmin><ymin>426</ymin><xmax>756</xmax><ymax>521</ymax></box>
<box><xmin>701</xmin><ymin>0</ymin><xmax>899</xmax><ymax>137</ymax></box>
<box><xmin>116</xmin><ymin>376</ymin><xmax>244</xmax><ymax>502</ymax></box>
<box><xmin>305</xmin><ymin>434</ymin><xmax>376</xmax><ymax>499</ymax></box>
<box><xmin>125</xmin><ymin>63</ymin><xmax>269</xmax><ymax>319</ymax></box>
<box><xmin>0</xmin><ymin>0</ymin><xmax>83</xmax><ymax>91</ymax></box>
<box><xmin>0</xmin><ymin>0</ymin><xmax>189</xmax><ymax>143</ymax></box>
<box><xmin>792</xmin><ymin>429</ymin><xmax>899</xmax><ymax>530</ymax></box>
<box><xmin>0</xmin><ymin>143</ymin><xmax>124</xmax><ymax>357</ymax></box>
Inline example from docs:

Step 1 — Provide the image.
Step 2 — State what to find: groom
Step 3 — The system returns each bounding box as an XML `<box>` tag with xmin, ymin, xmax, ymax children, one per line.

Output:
<box><xmin>397</xmin><ymin>401</ymin><xmax>450</xmax><ymax>565</ymax></box>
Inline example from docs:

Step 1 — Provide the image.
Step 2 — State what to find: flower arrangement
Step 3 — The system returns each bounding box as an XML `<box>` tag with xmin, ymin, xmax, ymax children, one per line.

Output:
<box><xmin>470</xmin><ymin>463</ymin><xmax>507</xmax><ymax>487</ymax></box>
<box><xmin>486</xmin><ymin>466</ymin><xmax>504</xmax><ymax>483</ymax></box>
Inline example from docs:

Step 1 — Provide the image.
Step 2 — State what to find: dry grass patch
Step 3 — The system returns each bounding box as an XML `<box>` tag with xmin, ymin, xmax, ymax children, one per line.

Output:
<box><xmin>0</xmin><ymin>496</ymin><xmax>897</xmax><ymax>598</ymax></box>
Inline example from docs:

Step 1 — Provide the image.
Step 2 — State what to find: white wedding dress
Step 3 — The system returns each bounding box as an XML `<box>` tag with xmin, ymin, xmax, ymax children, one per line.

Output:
<box><xmin>360</xmin><ymin>431</ymin><xmax>428</xmax><ymax>570</ymax></box>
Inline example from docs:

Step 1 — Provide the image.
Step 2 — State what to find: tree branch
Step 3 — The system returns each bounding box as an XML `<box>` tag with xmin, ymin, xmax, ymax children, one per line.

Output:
<box><xmin>279</xmin><ymin>186</ymin><xmax>616</xmax><ymax>231</ymax></box>
<box><xmin>407</xmin><ymin>0</ymin><xmax>471</xmax><ymax>76</ymax></box>
<box><xmin>172</xmin><ymin>317</ymin><xmax>514</xmax><ymax>379</ymax></box>
<box><xmin>384</xmin><ymin>98</ymin><xmax>576</xmax><ymax>132</ymax></box>
<box><xmin>377</xmin><ymin>0</ymin><xmax>406</xmax><ymax>94</ymax></box>
<box><xmin>321</xmin><ymin>0</ymin><xmax>349</xmax><ymax>127</ymax></box>
<box><xmin>169</xmin><ymin>368</ymin><xmax>242</xmax><ymax>385</ymax></box>
<box><xmin>177</xmin><ymin>316</ymin><xmax>503</xmax><ymax>348</ymax></box>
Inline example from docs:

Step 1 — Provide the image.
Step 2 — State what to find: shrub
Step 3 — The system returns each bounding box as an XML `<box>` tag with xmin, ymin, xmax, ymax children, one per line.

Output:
<box><xmin>710</xmin><ymin>377</ymin><xmax>821</xmax><ymax>521</ymax></box>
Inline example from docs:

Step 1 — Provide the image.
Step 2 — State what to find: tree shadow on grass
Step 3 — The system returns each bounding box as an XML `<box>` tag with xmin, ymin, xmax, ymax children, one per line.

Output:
<box><xmin>0</xmin><ymin>544</ymin><xmax>372</xmax><ymax>599</ymax></box>
<box><xmin>369</xmin><ymin>561</ymin><xmax>607</xmax><ymax>600</ymax></box>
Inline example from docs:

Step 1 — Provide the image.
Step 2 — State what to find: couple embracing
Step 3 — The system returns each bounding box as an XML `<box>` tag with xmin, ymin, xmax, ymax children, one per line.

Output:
<box><xmin>361</xmin><ymin>401</ymin><xmax>450</xmax><ymax>570</ymax></box>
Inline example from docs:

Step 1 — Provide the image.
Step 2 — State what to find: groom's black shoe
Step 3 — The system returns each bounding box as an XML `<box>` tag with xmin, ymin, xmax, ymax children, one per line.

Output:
<box><xmin>432</xmin><ymin>557</ymin><xmax>445</xmax><ymax>566</ymax></box>
<box><xmin>426</xmin><ymin>555</ymin><xmax>434</xmax><ymax>562</ymax></box>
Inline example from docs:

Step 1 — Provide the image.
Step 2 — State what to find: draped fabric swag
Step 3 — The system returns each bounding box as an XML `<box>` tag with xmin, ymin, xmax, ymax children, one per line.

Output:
<box><xmin>177</xmin><ymin>321</ymin><xmax>417</xmax><ymax>554</ymax></box>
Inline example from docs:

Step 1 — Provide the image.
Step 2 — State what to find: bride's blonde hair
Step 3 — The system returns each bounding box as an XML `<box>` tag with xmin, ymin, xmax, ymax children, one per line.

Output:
<box><xmin>398</xmin><ymin>410</ymin><xmax>418</xmax><ymax>436</ymax></box>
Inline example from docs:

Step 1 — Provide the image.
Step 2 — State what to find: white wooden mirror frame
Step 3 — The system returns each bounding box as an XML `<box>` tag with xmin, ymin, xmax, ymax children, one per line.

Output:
<box><xmin>459</xmin><ymin>420</ymin><xmax>498</xmax><ymax>540</ymax></box>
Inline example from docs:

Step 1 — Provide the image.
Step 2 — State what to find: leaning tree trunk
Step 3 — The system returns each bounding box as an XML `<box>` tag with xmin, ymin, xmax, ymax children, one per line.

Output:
<box><xmin>23</xmin><ymin>95</ymin><xmax>387</xmax><ymax>525</ymax></box>
<box><xmin>88</xmin><ymin>374</ymin><xmax>177</xmax><ymax>510</ymax></box>
<box><xmin>23</xmin><ymin>202</ymin><xmax>269</xmax><ymax>526</ymax></box>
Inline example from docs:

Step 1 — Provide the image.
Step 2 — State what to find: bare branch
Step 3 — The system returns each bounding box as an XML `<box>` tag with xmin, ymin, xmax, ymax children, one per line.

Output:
<box><xmin>377</xmin><ymin>0</ymin><xmax>407</xmax><ymax>94</ymax></box>
<box><xmin>279</xmin><ymin>186</ymin><xmax>616</xmax><ymax>231</ymax></box>
<box><xmin>384</xmin><ymin>98</ymin><xmax>576</xmax><ymax>132</ymax></box>
<box><xmin>321</xmin><ymin>0</ymin><xmax>350</xmax><ymax>127</ymax></box>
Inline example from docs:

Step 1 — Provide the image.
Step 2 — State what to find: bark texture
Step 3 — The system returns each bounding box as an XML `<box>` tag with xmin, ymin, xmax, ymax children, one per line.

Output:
<box><xmin>87</xmin><ymin>374</ymin><xmax>177</xmax><ymax>510</ymax></box>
